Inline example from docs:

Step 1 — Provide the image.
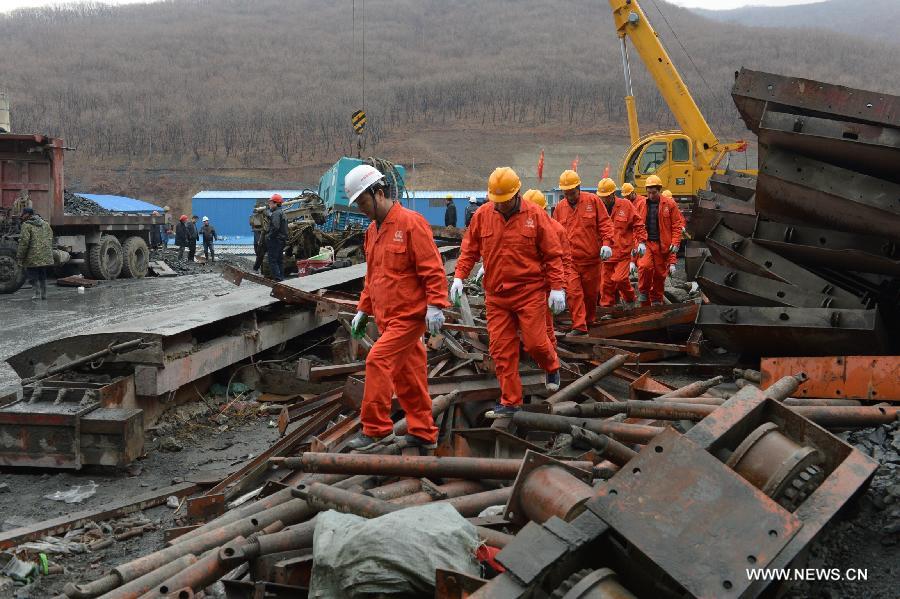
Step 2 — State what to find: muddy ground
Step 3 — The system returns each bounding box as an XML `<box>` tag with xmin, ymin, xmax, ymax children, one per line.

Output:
<box><xmin>0</xmin><ymin>265</ymin><xmax>897</xmax><ymax>598</ymax></box>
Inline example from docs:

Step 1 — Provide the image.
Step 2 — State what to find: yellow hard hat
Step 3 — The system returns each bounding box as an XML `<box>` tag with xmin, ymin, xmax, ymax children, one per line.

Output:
<box><xmin>487</xmin><ymin>167</ymin><xmax>522</xmax><ymax>203</ymax></box>
<box><xmin>662</xmin><ymin>190</ymin><xmax>673</xmax><ymax>199</ymax></box>
<box><xmin>645</xmin><ymin>175</ymin><xmax>663</xmax><ymax>188</ymax></box>
<box><xmin>522</xmin><ymin>189</ymin><xmax>547</xmax><ymax>210</ymax></box>
<box><xmin>621</xmin><ymin>183</ymin><xmax>635</xmax><ymax>196</ymax></box>
<box><xmin>559</xmin><ymin>170</ymin><xmax>581</xmax><ymax>191</ymax></box>
<box><xmin>596</xmin><ymin>178</ymin><xmax>617</xmax><ymax>197</ymax></box>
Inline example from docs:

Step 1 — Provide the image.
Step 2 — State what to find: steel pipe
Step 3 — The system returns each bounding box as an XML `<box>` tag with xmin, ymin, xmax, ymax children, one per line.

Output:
<box><xmin>516</xmin><ymin>466</ymin><xmax>594</xmax><ymax>524</ymax></box>
<box><xmin>658</xmin><ymin>396</ymin><xmax>862</xmax><ymax>407</ymax></box>
<box><xmin>96</xmin><ymin>555</ymin><xmax>198</xmax><ymax>599</ymax></box>
<box><xmin>656</xmin><ymin>376</ymin><xmax>725</xmax><ymax>399</ymax></box>
<box><xmin>511</xmin><ymin>411</ymin><xmax>665</xmax><ymax>444</ymax></box>
<box><xmin>389</xmin><ymin>480</ymin><xmax>484</xmax><ymax>506</ymax></box>
<box><xmin>763</xmin><ymin>373</ymin><xmax>808</xmax><ymax>401</ymax></box>
<box><xmin>570</xmin><ymin>427</ymin><xmax>638</xmax><ymax>466</ymax></box>
<box><xmin>363</xmin><ymin>478</ymin><xmax>422</xmax><ymax>500</ymax></box>
<box><xmin>154</xmin><ymin>538</ymin><xmax>244</xmax><ymax>598</ymax></box>
<box><xmin>545</xmin><ymin>355</ymin><xmax>628</xmax><ymax>405</ymax></box>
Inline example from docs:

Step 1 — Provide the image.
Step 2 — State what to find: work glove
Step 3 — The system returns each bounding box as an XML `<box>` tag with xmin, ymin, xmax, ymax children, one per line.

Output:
<box><xmin>350</xmin><ymin>311</ymin><xmax>369</xmax><ymax>339</ymax></box>
<box><xmin>474</xmin><ymin>265</ymin><xmax>485</xmax><ymax>285</ymax></box>
<box><xmin>425</xmin><ymin>305</ymin><xmax>445</xmax><ymax>335</ymax></box>
<box><xmin>669</xmin><ymin>244</ymin><xmax>678</xmax><ymax>254</ymax></box>
<box><xmin>669</xmin><ymin>264</ymin><xmax>676</xmax><ymax>276</ymax></box>
<box><xmin>629</xmin><ymin>262</ymin><xmax>638</xmax><ymax>277</ymax></box>
<box><xmin>635</xmin><ymin>242</ymin><xmax>646</xmax><ymax>257</ymax></box>
<box><xmin>548</xmin><ymin>289</ymin><xmax>567</xmax><ymax>315</ymax></box>
<box><xmin>450</xmin><ymin>277</ymin><xmax>465</xmax><ymax>306</ymax></box>
<box><xmin>600</xmin><ymin>245</ymin><xmax>613</xmax><ymax>261</ymax></box>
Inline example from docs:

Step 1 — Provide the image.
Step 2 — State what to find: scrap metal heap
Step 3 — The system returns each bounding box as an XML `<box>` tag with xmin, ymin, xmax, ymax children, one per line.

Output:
<box><xmin>689</xmin><ymin>69</ymin><xmax>900</xmax><ymax>357</ymax></box>
<box><xmin>1</xmin><ymin>261</ymin><xmax>891</xmax><ymax>598</ymax></box>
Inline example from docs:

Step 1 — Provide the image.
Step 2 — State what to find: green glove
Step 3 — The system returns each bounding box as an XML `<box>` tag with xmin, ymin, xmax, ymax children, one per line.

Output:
<box><xmin>350</xmin><ymin>311</ymin><xmax>369</xmax><ymax>339</ymax></box>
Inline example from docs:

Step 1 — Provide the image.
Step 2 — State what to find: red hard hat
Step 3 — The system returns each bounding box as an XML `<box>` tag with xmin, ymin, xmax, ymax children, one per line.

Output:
<box><xmin>180</xmin><ymin>214</ymin><xmax>188</xmax><ymax>221</ymax></box>
<box><xmin>270</xmin><ymin>193</ymin><xmax>283</xmax><ymax>204</ymax></box>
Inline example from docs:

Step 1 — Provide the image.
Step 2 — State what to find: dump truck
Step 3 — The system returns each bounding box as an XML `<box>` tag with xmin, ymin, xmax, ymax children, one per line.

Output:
<box><xmin>0</xmin><ymin>133</ymin><xmax>161</xmax><ymax>293</ymax></box>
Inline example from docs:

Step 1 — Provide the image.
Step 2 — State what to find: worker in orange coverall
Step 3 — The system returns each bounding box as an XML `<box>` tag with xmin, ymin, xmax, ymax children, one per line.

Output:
<box><xmin>635</xmin><ymin>176</ymin><xmax>685</xmax><ymax>306</ymax></box>
<box><xmin>552</xmin><ymin>170</ymin><xmax>615</xmax><ymax>336</ymax></box>
<box><xmin>521</xmin><ymin>189</ymin><xmax>580</xmax><ymax>350</ymax></box>
<box><xmin>451</xmin><ymin>168</ymin><xmax>567</xmax><ymax>418</ymax></box>
<box><xmin>344</xmin><ymin>164</ymin><xmax>449</xmax><ymax>451</ymax></box>
<box><xmin>596</xmin><ymin>178</ymin><xmax>646</xmax><ymax>312</ymax></box>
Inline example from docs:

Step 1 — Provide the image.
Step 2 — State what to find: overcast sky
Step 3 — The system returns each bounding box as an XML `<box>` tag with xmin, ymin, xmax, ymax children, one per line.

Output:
<box><xmin>0</xmin><ymin>0</ymin><xmax>828</xmax><ymax>13</ymax></box>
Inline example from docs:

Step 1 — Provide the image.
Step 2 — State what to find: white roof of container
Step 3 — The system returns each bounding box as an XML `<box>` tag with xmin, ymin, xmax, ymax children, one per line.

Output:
<box><xmin>193</xmin><ymin>190</ymin><xmax>310</xmax><ymax>200</ymax></box>
<box><xmin>406</xmin><ymin>191</ymin><xmax>487</xmax><ymax>199</ymax></box>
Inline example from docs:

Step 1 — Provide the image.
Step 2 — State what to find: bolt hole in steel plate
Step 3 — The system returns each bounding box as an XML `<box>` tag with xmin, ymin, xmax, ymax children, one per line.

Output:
<box><xmin>586</xmin><ymin>429</ymin><xmax>801</xmax><ymax>599</ymax></box>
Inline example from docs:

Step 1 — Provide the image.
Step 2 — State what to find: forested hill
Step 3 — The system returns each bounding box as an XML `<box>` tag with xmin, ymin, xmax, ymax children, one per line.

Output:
<box><xmin>1</xmin><ymin>0</ymin><xmax>897</xmax><ymax>166</ymax></box>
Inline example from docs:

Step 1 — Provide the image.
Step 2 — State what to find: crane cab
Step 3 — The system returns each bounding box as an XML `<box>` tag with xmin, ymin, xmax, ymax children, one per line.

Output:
<box><xmin>620</xmin><ymin>131</ymin><xmax>707</xmax><ymax>202</ymax></box>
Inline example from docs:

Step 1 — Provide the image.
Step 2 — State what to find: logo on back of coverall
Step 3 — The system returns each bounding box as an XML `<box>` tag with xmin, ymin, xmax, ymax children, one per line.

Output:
<box><xmin>393</xmin><ymin>230</ymin><xmax>404</xmax><ymax>242</ymax></box>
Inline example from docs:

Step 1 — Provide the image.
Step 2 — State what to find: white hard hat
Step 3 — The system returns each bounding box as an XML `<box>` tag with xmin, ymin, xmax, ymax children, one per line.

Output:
<box><xmin>202</xmin><ymin>216</ymin><xmax>209</xmax><ymax>222</ymax></box>
<box><xmin>469</xmin><ymin>196</ymin><xmax>477</xmax><ymax>203</ymax></box>
<box><xmin>344</xmin><ymin>164</ymin><xmax>385</xmax><ymax>205</ymax></box>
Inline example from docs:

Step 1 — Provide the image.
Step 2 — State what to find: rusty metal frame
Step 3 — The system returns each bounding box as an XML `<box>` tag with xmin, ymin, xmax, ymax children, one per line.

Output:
<box><xmin>761</xmin><ymin>356</ymin><xmax>900</xmax><ymax>401</ymax></box>
<box><xmin>588</xmin><ymin>303</ymin><xmax>699</xmax><ymax>338</ymax></box>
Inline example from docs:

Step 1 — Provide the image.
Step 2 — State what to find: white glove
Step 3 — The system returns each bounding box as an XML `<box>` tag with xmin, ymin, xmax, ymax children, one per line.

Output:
<box><xmin>548</xmin><ymin>289</ymin><xmax>566</xmax><ymax>315</ymax></box>
<box><xmin>350</xmin><ymin>311</ymin><xmax>369</xmax><ymax>339</ymax></box>
<box><xmin>474</xmin><ymin>266</ymin><xmax>485</xmax><ymax>284</ymax></box>
<box><xmin>450</xmin><ymin>277</ymin><xmax>464</xmax><ymax>305</ymax></box>
<box><xmin>669</xmin><ymin>244</ymin><xmax>679</xmax><ymax>254</ymax></box>
<box><xmin>669</xmin><ymin>264</ymin><xmax>676</xmax><ymax>276</ymax></box>
<box><xmin>635</xmin><ymin>243</ymin><xmax>646</xmax><ymax>257</ymax></box>
<box><xmin>629</xmin><ymin>262</ymin><xmax>637</xmax><ymax>277</ymax></box>
<box><xmin>600</xmin><ymin>245</ymin><xmax>613</xmax><ymax>261</ymax></box>
<box><xmin>425</xmin><ymin>305</ymin><xmax>445</xmax><ymax>334</ymax></box>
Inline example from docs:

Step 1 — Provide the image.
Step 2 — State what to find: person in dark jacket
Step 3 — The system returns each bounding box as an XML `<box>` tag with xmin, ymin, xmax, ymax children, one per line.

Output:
<box><xmin>444</xmin><ymin>195</ymin><xmax>457</xmax><ymax>228</ymax></box>
<box><xmin>464</xmin><ymin>196</ymin><xmax>478</xmax><ymax>227</ymax></box>
<box><xmin>186</xmin><ymin>216</ymin><xmax>199</xmax><ymax>261</ymax></box>
<box><xmin>266</xmin><ymin>194</ymin><xmax>288</xmax><ymax>281</ymax></box>
<box><xmin>200</xmin><ymin>216</ymin><xmax>218</xmax><ymax>262</ymax></box>
<box><xmin>16</xmin><ymin>207</ymin><xmax>54</xmax><ymax>300</ymax></box>
<box><xmin>249</xmin><ymin>206</ymin><xmax>268</xmax><ymax>272</ymax></box>
<box><xmin>175</xmin><ymin>214</ymin><xmax>191</xmax><ymax>260</ymax></box>
<box><xmin>149</xmin><ymin>211</ymin><xmax>161</xmax><ymax>248</ymax></box>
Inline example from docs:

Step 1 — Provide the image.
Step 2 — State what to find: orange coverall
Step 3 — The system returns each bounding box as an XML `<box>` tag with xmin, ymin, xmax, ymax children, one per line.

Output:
<box><xmin>552</xmin><ymin>192</ymin><xmax>614</xmax><ymax>330</ymax></box>
<box><xmin>600</xmin><ymin>196</ymin><xmax>646</xmax><ymax>306</ymax></box>
<box><xmin>456</xmin><ymin>200</ymin><xmax>565</xmax><ymax>407</ymax></box>
<box><xmin>634</xmin><ymin>195</ymin><xmax>685</xmax><ymax>305</ymax></box>
<box><xmin>544</xmin><ymin>217</ymin><xmax>581</xmax><ymax>349</ymax></box>
<box><xmin>357</xmin><ymin>203</ymin><xmax>449</xmax><ymax>442</ymax></box>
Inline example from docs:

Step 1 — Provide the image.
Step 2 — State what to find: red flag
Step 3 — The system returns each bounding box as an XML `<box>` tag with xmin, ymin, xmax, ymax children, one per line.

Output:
<box><xmin>602</xmin><ymin>162</ymin><xmax>610</xmax><ymax>178</ymax></box>
<box><xmin>571</xmin><ymin>155</ymin><xmax>580</xmax><ymax>172</ymax></box>
<box><xmin>537</xmin><ymin>149</ymin><xmax>544</xmax><ymax>182</ymax></box>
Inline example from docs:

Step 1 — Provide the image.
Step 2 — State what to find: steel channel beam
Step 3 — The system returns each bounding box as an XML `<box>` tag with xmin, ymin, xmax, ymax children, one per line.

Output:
<box><xmin>588</xmin><ymin>303</ymin><xmax>699</xmax><ymax>338</ymax></box>
<box><xmin>760</xmin><ymin>356</ymin><xmax>900</xmax><ymax>401</ymax></box>
<box><xmin>756</xmin><ymin>148</ymin><xmax>900</xmax><ymax>239</ymax></box>
<box><xmin>697</xmin><ymin>305</ymin><xmax>889</xmax><ymax>357</ymax></box>
<box><xmin>688</xmin><ymin>190</ymin><xmax>757</xmax><ymax>240</ymax></box>
<box><xmin>707</xmin><ymin>172</ymin><xmax>757</xmax><ymax>201</ymax></box>
<box><xmin>751</xmin><ymin>220</ymin><xmax>900</xmax><ymax>277</ymax></box>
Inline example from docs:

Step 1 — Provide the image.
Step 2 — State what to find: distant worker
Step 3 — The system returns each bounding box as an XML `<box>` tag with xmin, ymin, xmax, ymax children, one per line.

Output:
<box><xmin>200</xmin><ymin>216</ymin><xmax>218</xmax><ymax>262</ymax></box>
<box><xmin>149</xmin><ymin>211</ymin><xmax>161</xmax><ymax>248</ymax></box>
<box><xmin>186</xmin><ymin>215</ymin><xmax>199</xmax><ymax>261</ymax></box>
<box><xmin>162</xmin><ymin>205</ymin><xmax>172</xmax><ymax>249</ymax></box>
<box><xmin>522</xmin><ymin>189</ymin><xmax>580</xmax><ymax>350</ymax></box>
<box><xmin>596</xmin><ymin>178</ymin><xmax>646</xmax><ymax>311</ymax></box>
<box><xmin>344</xmin><ymin>165</ymin><xmax>448</xmax><ymax>451</ymax></box>
<box><xmin>452</xmin><ymin>167</ymin><xmax>566</xmax><ymax>418</ymax></box>
<box><xmin>620</xmin><ymin>183</ymin><xmax>644</xmax><ymax>208</ymax></box>
<box><xmin>552</xmin><ymin>170</ymin><xmax>614</xmax><ymax>336</ymax></box>
<box><xmin>175</xmin><ymin>214</ymin><xmax>191</xmax><ymax>260</ymax></box>
<box><xmin>266</xmin><ymin>194</ymin><xmax>288</xmax><ymax>281</ymax></box>
<box><xmin>250</xmin><ymin>205</ymin><xmax>268</xmax><ymax>273</ymax></box>
<box><xmin>636</xmin><ymin>176</ymin><xmax>684</xmax><ymax>306</ymax></box>
<box><xmin>16</xmin><ymin>207</ymin><xmax>54</xmax><ymax>301</ymax></box>
<box><xmin>464</xmin><ymin>196</ymin><xmax>478</xmax><ymax>227</ymax></box>
<box><xmin>444</xmin><ymin>195</ymin><xmax>457</xmax><ymax>228</ymax></box>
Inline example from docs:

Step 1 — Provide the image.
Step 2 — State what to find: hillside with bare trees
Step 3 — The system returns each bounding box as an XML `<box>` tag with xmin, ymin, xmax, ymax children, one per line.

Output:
<box><xmin>1</xmin><ymin>0</ymin><xmax>897</xmax><ymax>199</ymax></box>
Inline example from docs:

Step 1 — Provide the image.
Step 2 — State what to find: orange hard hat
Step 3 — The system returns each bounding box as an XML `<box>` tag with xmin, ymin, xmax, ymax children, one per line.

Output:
<box><xmin>662</xmin><ymin>190</ymin><xmax>673</xmax><ymax>199</ymax></box>
<box><xmin>645</xmin><ymin>175</ymin><xmax>663</xmax><ymax>188</ymax></box>
<box><xmin>559</xmin><ymin>170</ymin><xmax>581</xmax><ymax>191</ymax></box>
<box><xmin>596</xmin><ymin>178</ymin><xmax>617</xmax><ymax>197</ymax></box>
<box><xmin>487</xmin><ymin>167</ymin><xmax>522</xmax><ymax>203</ymax></box>
<box><xmin>522</xmin><ymin>189</ymin><xmax>547</xmax><ymax>210</ymax></box>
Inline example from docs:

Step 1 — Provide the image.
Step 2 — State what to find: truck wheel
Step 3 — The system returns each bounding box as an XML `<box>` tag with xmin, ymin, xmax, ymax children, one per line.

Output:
<box><xmin>0</xmin><ymin>244</ymin><xmax>25</xmax><ymax>294</ymax></box>
<box><xmin>88</xmin><ymin>235</ymin><xmax>123</xmax><ymax>280</ymax></box>
<box><xmin>121</xmin><ymin>236</ymin><xmax>149</xmax><ymax>278</ymax></box>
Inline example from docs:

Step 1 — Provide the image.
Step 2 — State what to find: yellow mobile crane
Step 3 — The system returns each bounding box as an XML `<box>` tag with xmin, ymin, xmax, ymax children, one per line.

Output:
<box><xmin>610</xmin><ymin>0</ymin><xmax>754</xmax><ymax>199</ymax></box>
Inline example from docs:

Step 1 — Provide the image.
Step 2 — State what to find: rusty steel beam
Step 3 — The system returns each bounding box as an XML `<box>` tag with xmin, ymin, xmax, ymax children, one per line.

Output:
<box><xmin>697</xmin><ymin>305</ymin><xmax>889</xmax><ymax>357</ymax></box>
<box><xmin>570</xmin><ymin>427</ymin><xmax>638</xmax><ymax>466</ymax></box>
<box><xmin>275</xmin><ymin>452</ymin><xmax>593</xmax><ymax>480</ymax></box>
<box><xmin>511</xmin><ymin>411</ymin><xmax>664</xmax><ymax>444</ymax></box>
<box><xmin>688</xmin><ymin>190</ymin><xmax>756</xmax><ymax>240</ymax></box>
<box><xmin>707</xmin><ymin>172</ymin><xmax>757</xmax><ymax>201</ymax></box>
<box><xmin>761</xmin><ymin>356</ymin><xmax>900</xmax><ymax>401</ymax></box>
<box><xmin>0</xmin><ymin>482</ymin><xmax>197</xmax><ymax>551</ymax></box>
<box><xmin>277</xmin><ymin>388</ymin><xmax>343</xmax><ymax>435</ymax></box>
<box><xmin>545</xmin><ymin>354</ymin><xmax>628</xmax><ymax>405</ymax></box>
<box><xmin>295</xmin><ymin>358</ymin><xmax>365</xmax><ymax>381</ymax></box>
<box><xmin>588</xmin><ymin>303</ymin><xmax>699</xmax><ymax>338</ymax></box>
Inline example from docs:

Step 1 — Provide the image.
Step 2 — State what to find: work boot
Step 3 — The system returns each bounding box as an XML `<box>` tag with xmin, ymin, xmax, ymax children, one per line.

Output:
<box><xmin>622</xmin><ymin>301</ymin><xmax>635</xmax><ymax>311</ymax></box>
<box><xmin>486</xmin><ymin>404</ymin><xmax>521</xmax><ymax>419</ymax></box>
<box><xmin>402</xmin><ymin>434</ymin><xmax>438</xmax><ymax>450</ymax></box>
<box><xmin>546</xmin><ymin>369</ymin><xmax>561</xmax><ymax>392</ymax></box>
<box><xmin>40</xmin><ymin>279</ymin><xmax>47</xmax><ymax>300</ymax></box>
<box><xmin>566</xmin><ymin>329</ymin><xmax>587</xmax><ymax>337</ymax></box>
<box><xmin>599</xmin><ymin>314</ymin><xmax>613</xmax><ymax>321</ymax></box>
<box><xmin>345</xmin><ymin>433</ymin><xmax>388</xmax><ymax>451</ymax></box>
<box><xmin>30</xmin><ymin>285</ymin><xmax>40</xmax><ymax>301</ymax></box>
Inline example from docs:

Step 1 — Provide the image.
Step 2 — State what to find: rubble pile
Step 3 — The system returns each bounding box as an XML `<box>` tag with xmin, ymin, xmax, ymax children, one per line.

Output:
<box><xmin>62</xmin><ymin>191</ymin><xmax>114</xmax><ymax>216</ymax></box>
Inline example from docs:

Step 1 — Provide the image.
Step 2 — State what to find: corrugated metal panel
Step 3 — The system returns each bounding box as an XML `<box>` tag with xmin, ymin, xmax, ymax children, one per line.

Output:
<box><xmin>76</xmin><ymin>193</ymin><xmax>162</xmax><ymax>213</ymax></box>
<box><xmin>192</xmin><ymin>197</ymin><xmax>257</xmax><ymax>239</ymax></box>
<box><xmin>192</xmin><ymin>190</ymin><xmax>308</xmax><ymax>200</ymax></box>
